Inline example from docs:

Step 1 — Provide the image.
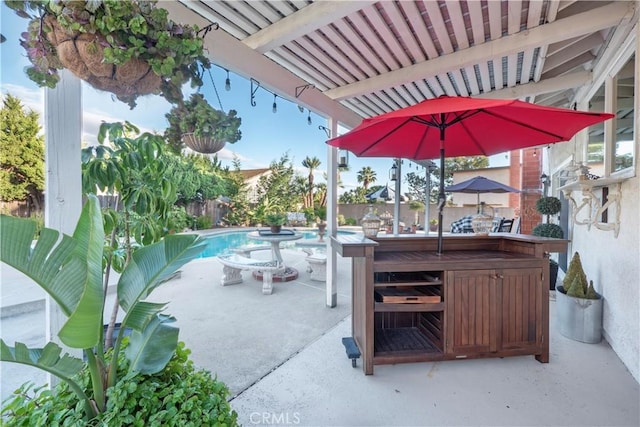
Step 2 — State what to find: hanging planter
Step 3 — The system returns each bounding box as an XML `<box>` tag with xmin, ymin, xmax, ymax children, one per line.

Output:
<box><xmin>44</xmin><ymin>16</ymin><xmax>162</xmax><ymax>101</ymax></box>
<box><xmin>166</xmin><ymin>93</ymin><xmax>242</xmax><ymax>155</ymax></box>
<box><xmin>8</xmin><ymin>1</ymin><xmax>210</xmax><ymax>108</ymax></box>
<box><xmin>181</xmin><ymin>133</ymin><xmax>226</xmax><ymax>154</ymax></box>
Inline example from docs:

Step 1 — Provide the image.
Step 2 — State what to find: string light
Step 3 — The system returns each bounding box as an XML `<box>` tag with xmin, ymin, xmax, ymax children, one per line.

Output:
<box><xmin>224</xmin><ymin>69</ymin><xmax>231</xmax><ymax>91</ymax></box>
<box><xmin>272</xmin><ymin>94</ymin><xmax>278</xmax><ymax>113</ymax></box>
<box><xmin>307</xmin><ymin>109</ymin><xmax>312</xmax><ymax>125</ymax></box>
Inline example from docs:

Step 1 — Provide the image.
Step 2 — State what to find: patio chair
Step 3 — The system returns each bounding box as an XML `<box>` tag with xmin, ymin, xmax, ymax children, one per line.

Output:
<box><xmin>497</xmin><ymin>218</ymin><xmax>514</xmax><ymax>232</ymax></box>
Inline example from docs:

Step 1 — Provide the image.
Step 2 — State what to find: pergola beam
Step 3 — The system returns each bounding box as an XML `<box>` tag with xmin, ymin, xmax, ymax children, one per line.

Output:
<box><xmin>167</xmin><ymin>1</ymin><xmax>362</xmax><ymax>129</ymax></box>
<box><xmin>324</xmin><ymin>1</ymin><xmax>634</xmax><ymax>101</ymax></box>
<box><xmin>243</xmin><ymin>1</ymin><xmax>375</xmax><ymax>53</ymax></box>
<box><xmin>479</xmin><ymin>70</ymin><xmax>593</xmax><ymax>100</ymax></box>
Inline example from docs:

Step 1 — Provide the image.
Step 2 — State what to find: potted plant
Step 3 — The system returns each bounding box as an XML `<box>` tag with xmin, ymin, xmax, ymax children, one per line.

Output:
<box><xmin>264</xmin><ymin>212</ymin><xmax>287</xmax><ymax>234</ymax></box>
<box><xmin>531</xmin><ymin>195</ymin><xmax>564</xmax><ymax>290</ymax></box>
<box><xmin>0</xmin><ymin>195</ymin><xmax>237</xmax><ymax>424</ymax></box>
<box><xmin>556</xmin><ymin>252</ymin><xmax>603</xmax><ymax>343</ymax></box>
<box><xmin>165</xmin><ymin>93</ymin><xmax>242</xmax><ymax>154</ymax></box>
<box><xmin>314</xmin><ymin>205</ymin><xmax>327</xmax><ymax>235</ymax></box>
<box><xmin>7</xmin><ymin>0</ymin><xmax>210</xmax><ymax>108</ymax></box>
<box><xmin>429</xmin><ymin>218</ymin><xmax>439</xmax><ymax>232</ymax></box>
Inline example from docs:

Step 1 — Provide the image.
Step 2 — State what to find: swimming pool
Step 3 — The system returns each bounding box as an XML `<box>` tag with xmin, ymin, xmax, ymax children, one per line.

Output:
<box><xmin>198</xmin><ymin>229</ymin><xmax>354</xmax><ymax>258</ymax></box>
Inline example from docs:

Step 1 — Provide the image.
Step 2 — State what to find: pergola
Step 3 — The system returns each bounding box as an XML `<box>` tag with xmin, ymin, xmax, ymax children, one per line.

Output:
<box><xmin>45</xmin><ymin>1</ymin><xmax>637</xmax><ymax>312</ymax></box>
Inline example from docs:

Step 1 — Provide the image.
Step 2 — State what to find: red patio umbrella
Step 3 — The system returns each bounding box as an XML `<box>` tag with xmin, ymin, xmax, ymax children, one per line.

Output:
<box><xmin>327</xmin><ymin>95</ymin><xmax>614</xmax><ymax>254</ymax></box>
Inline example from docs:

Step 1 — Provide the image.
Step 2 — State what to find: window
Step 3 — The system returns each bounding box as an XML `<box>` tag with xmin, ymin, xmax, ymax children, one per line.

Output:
<box><xmin>587</xmin><ymin>84</ymin><xmax>605</xmax><ymax>174</ymax></box>
<box><xmin>614</xmin><ymin>54</ymin><xmax>635</xmax><ymax>173</ymax></box>
<box><xmin>586</xmin><ymin>52</ymin><xmax>635</xmax><ymax>177</ymax></box>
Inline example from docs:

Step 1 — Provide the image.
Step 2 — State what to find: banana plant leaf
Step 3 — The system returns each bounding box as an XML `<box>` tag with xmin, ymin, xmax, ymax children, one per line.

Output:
<box><xmin>117</xmin><ymin>234</ymin><xmax>207</xmax><ymax>312</ymax></box>
<box><xmin>1</xmin><ymin>340</ymin><xmax>84</xmax><ymax>385</ymax></box>
<box><xmin>125</xmin><ymin>314</ymin><xmax>179</xmax><ymax>374</ymax></box>
<box><xmin>0</xmin><ymin>195</ymin><xmax>104</xmax><ymax>349</ymax></box>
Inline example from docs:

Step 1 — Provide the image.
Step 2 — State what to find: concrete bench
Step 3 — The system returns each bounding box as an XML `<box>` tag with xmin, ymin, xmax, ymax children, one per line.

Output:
<box><xmin>217</xmin><ymin>254</ymin><xmax>284</xmax><ymax>295</ymax></box>
<box><xmin>306</xmin><ymin>253</ymin><xmax>327</xmax><ymax>282</ymax></box>
<box><xmin>231</xmin><ymin>244</ymin><xmax>271</xmax><ymax>258</ymax></box>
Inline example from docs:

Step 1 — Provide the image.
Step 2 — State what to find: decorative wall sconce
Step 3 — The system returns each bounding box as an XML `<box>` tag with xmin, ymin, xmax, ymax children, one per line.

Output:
<box><xmin>338</xmin><ymin>149</ymin><xmax>349</xmax><ymax>168</ymax></box>
<box><xmin>389</xmin><ymin>161</ymin><xmax>398</xmax><ymax>181</ymax></box>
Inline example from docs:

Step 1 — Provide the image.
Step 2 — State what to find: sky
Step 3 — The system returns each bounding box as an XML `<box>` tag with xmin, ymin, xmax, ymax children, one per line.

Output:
<box><xmin>0</xmin><ymin>3</ymin><xmax>508</xmax><ymax>198</ymax></box>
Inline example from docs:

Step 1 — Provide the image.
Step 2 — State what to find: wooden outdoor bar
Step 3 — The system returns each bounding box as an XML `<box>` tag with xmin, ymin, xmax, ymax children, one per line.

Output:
<box><xmin>331</xmin><ymin>233</ymin><xmax>568</xmax><ymax>375</ymax></box>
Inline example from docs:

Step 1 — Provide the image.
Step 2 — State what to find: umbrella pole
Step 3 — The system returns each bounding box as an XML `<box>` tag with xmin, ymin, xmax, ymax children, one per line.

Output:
<box><xmin>437</xmin><ymin>127</ymin><xmax>445</xmax><ymax>255</ymax></box>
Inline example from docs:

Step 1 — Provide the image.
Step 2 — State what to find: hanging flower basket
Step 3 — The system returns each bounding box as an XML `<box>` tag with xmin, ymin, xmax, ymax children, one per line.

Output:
<box><xmin>181</xmin><ymin>133</ymin><xmax>226</xmax><ymax>154</ymax></box>
<box><xmin>166</xmin><ymin>93</ymin><xmax>242</xmax><ymax>154</ymax></box>
<box><xmin>9</xmin><ymin>1</ymin><xmax>210</xmax><ymax>108</ymax></box>
<box><xmin>44</xmin><ymin>16</ymin><xmax>162</xmax><ymax>102</ymax></box>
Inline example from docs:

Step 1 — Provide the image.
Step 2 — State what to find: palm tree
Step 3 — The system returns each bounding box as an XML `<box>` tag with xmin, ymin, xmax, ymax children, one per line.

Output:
<box><xmin>302</xmin><ymin>156</ymin><xmax>321</xmax><ymax>209</ymax></box>
<box><xmin>357</xmin><ymin>166</ymin><xmax>377</xmax><ymax>192</ymax></box>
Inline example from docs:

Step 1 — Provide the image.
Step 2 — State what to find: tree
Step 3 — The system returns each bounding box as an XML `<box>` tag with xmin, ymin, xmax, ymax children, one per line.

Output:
<box><xmin>339</xmin><ymin>187</ymin><xmax>367</xmax><ymax>204</ymax></box>
<box><xmin>405</xmin><ymin>172</ymin><xmax>430</xmax><ymax>203</ymax></box>
<box><xmin>405</xmin><ymin>156</ymin><xmax>488</xmax><ymax>204</ymax></box>
<box><xmin>357</xmin><ymin>166</ymin><xmax>377</xmax><ymax>192</ymax></box>
<box><xmin>222</xmin><ymin>157</ymin><xmax>252</xmax><ymax>226</ymax></box>
<box><xmin>433</xmin><ymin>156</ymin><xmax>489</xmax><ymax>199</ymax></box>
<box><xmin>301</xmin><ymin>156</ymin><xmax>321</xmax><ymax>209</ymax></box>
<box><xmin>82</xmin><ymin>122</ymin><xmax>177</xmax><ymax>348</ymax></box>
<box><xmin>164</xmin><ymin>153</ymin><xmax>228</xmax><ymax>204</ymax></box>
<box><xmin>0</xmin><ymin>94</ymin><xmax>45</xmax><ymax>212</ymax></box>
<box><xmin>254</xmin><ymin>154</ymin><xmax>302</xmax><ymax>222</ymax></box>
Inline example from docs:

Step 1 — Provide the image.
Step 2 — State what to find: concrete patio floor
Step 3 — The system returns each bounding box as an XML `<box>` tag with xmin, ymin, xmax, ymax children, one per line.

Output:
<box><xmin>1</xmin><ymin>239</ymin><xmax>638</xmax><ymax>426</ymax></box>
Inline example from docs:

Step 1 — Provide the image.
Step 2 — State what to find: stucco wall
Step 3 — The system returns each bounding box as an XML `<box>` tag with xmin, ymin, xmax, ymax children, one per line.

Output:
<box><xmin>566</xmin><ymin>174</ymin><xmax>639</xmax><ymax>382</ymax></box>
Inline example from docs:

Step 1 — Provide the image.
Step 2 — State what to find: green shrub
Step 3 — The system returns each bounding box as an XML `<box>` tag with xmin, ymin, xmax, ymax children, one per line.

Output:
<box><xmin>561</xmin><ymin>252</ymin><xmax>599</xmax><ymax>300</ymax></box>
<box><xmin>344</xmin><ymin>217</ymin><xmax>357</xmax><ymax>226</ymax></box>
<box><xmin>1</xmin><ymin>342</ymin><xmax>238</xmax><ymax>426</ymax></box>
<box><xmin>531</xmin><ymin>223</ymin><xmax>564</xmax><ymax>238</ymax></box>
<box><xmin>167</xmin><ymin>206</ymin><xmax>193</xmax><ymax>232</ymax></box>
<box><xmin>535</xmin><ymin>196</ymin><xmax>562</xmax><ymax>216</ymax></box>
<box><xmin>195</xmin><ymin>215</ymin><xmax>213</xmax><ymax>230</ymax></box>
<box><xmin>302</xmin><ymin>207</ymin><xmax>316</xmax><ymax>224</ymax></box>
<box><xmin>409</xmin><ymin>200</ymin><xmax>425</xmax><ymax>211</ymax></box>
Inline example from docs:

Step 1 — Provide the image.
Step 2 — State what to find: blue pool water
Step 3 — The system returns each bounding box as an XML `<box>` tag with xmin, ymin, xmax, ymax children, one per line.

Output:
<box><xmin>198</xmin><ymin>229</ymin><xmax>353</xmax><ymax>258</ymax></box>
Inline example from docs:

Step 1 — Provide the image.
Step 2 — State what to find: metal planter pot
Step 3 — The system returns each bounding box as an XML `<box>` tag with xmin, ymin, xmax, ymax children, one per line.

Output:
<box><xmin>556</xmin><ymin>285</ymin><xmax>603</xmax><ymax>343</ymax></box>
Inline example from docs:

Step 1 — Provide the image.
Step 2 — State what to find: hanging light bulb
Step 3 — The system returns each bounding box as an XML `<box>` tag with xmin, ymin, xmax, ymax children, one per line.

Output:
<box><xmin>272</xmin><ymin>94</ymin><xmax>277</xmax><ymax>113</ymax></box>
<box><xmin>307</xmin><ymin>110</ymin><xmax>312</xmax><ymax>125</ymax></box>
<box><xmin>224</xmin><ymin>69</ymin><xmax>231</xmax><ymax>91</ymax></box>
<box><xmin>298</xmin><ymin>105</ymin><xmax>304</xmax><ymax>113</ymax></box>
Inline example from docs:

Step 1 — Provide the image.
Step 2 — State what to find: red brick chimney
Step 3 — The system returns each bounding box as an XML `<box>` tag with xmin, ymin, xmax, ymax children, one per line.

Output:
<box><xmin>517</xmin><ymin>148</ymin><xmax>543</xmax><ymax>234</ymax></box>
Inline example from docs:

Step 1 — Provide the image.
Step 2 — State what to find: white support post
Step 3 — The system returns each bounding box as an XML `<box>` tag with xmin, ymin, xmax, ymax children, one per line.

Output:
<box><xmin>326</xmin><ymin>118</ymin><xmax>338</xmax><ymax>308</ymax></box>
<box><xmin>44</xmin><ymin>70</ymin><xmax>83</xmax><ymax>374</ymax></box>
<box><xmin>393</xmin><ymin>158</ymin><xmax>401</xmax><ymax>236</ymax></box>
<box><xmin>424</xmin><ymin>168</ymin><xmax>431</xmax><ymax>235</ymax></box>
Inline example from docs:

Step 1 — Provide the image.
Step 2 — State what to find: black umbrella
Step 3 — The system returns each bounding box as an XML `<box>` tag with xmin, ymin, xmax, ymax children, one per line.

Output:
<box><xmin>445</xmin><ymin>176</ymin><xmax>520</xmax><ymax>207</ymax></box>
